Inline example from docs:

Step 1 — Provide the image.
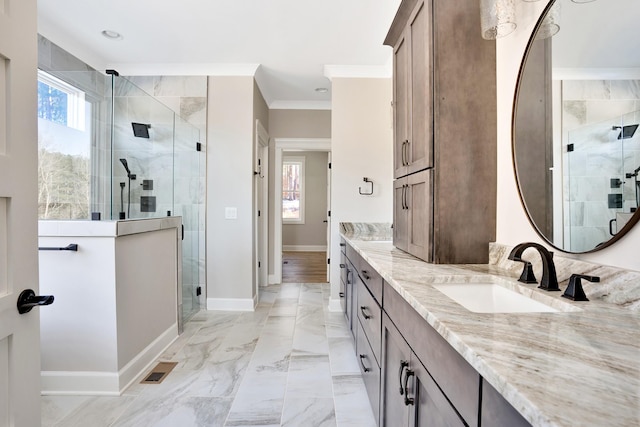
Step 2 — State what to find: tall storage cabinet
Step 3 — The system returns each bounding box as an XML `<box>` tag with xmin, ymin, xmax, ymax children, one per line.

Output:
<box><xmin>386</xmin><ymin>0</ymin><xmax>497</xmax><ymax>264</ymax></box>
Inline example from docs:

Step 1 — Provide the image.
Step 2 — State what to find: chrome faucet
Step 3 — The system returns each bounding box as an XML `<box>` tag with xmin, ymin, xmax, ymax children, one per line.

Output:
<box><xmin>507</xmin><ymin>242</ymin><xmax>560</xmax><ymax>291</ymax></box>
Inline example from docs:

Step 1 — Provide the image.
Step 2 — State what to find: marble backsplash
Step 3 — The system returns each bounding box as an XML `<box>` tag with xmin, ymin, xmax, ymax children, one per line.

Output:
<box><xmin>489</xmin><ymin>242</ymin><xmax>640</xmax><ymax>310</ymax></box>
<box><xmin>339</xmin><ymin>222</ymin><xmax>392</xmax><ymax>240</ymax></box>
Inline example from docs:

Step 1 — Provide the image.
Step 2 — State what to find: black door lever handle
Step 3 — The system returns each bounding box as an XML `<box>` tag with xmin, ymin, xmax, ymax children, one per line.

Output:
<box><xmin>17</xmin><ymin>289</ymin><xmax>54</xmax><ymax>314</ymax></box>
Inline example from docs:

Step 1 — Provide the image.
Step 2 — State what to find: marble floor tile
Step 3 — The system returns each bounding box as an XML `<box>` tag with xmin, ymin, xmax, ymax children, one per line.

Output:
<box><xmin>49</xmin><ymin>395</ymin><xmax>137</xmax><ymax>427</ymax></box>
<box><xmin>112</xmin><ymin>396</ymin><xmax>233</xmax><ymax>427</ymax></box>
<box><xmin>41</xmin><ymin>395</ymin><xmax>92</xmax><ymax>427</ymax></box>
<box><xmin>332</xmin><ymin>374</ymin><xmax>377</xmax><ymax>427</ymax></box>
<box><xmin>42</xmin><ymin>281</ymin><xmax>373</xmax><ymax>427</ymax></box>
<box><xmin>281</xmin><ymin>398</ymin><xmax>336</xmax><ymax>427</ymax></box>
<box><xmin>292</xmin><ymin>322</ymin><xmax>329</xmax><ymax>356</ymax></box>
<box><xmin>328</xmin><ymin>336</ymin><xmax>361</xmax><ymax>375</ymax></box>
<box><xmin>285</xmin><ymin>355</ymin><xmax>333</xmax><ymax>399</ymax></box>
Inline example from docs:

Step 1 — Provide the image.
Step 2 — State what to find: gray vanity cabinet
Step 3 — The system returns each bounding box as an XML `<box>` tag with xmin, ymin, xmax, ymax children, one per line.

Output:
<box><xmin>340</xmin><ymin>240</ymin><xmax>357</xmax><ymax>338</ymax></box>
<box><xmin>382</xmin><ymin>313</ymin><xmax>464</xmax><ymax>427</ymax></box>
<box><xmin>355</xmin><ymin>273</ymin><xmax>383</xmax><ymax>425</ymax></box>
<box><xmin>481</xmin><ymin>379</ymin><xmax>531</xmax><ymax>427</ymax></box>
<box><xmin>392</xmin><ymin>0</ymin><xmax>432</xmax><ymax>180</ymax></box>
<box><xmin>386</xmin><ymin>0</ymin><xmax>497</xmax><ymax>264</ymax></box>
<box><xmin>394</xmin><ymin>169</ymin><xmax>432</xmax><ymax>261</ymax></box>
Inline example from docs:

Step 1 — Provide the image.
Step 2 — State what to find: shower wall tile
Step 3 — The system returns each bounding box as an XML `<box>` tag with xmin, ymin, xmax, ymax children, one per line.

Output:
<box><xmin>181</xmin><ymin>97</ymin><xmax>207</xmax><ymax>127</ymax></box>
<box><xmin>610</xmin><ymin>80</ymin><xmax>640</xmax><ymax>100</ymax></box>
<box><xmin>562</xmin><ymin>100</ymin><xmax>587</xmax><ymax>131</ymax></box>
<box><xmin>563</xmin><ymin>80</ymin><xmax>610</xmax><ymax>100</ymax></box>
<box><xmin>586</xmin><ymin>99</ymin><xmax>635</xmax><ymax>125</ymax></box>
<box><xmin>154</xmin><ymin>76</ymin><xmax>207</xmax><ymax>97</ymax></box>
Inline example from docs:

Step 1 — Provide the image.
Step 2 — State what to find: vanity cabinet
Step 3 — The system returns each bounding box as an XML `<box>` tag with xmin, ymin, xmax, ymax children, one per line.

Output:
<box><xmin>392</xmin><ymin>0</ymin><xmax>432</xmax><ymax>179</ymax></box>
<box><xmin>382</xmin><ymin>313</ymin><xmax>464</xmax><ymax>427</ymax></box>
<box><xmin>393</xmin><ymin>169</ymin><xmax>432</xmax><ymax>262</ymax></box>
<box><xmin>386</xmin><ymin>0</ymin><xmax>497</xmax><ymax>264</ymax></box>
<box><xmin>340</xmin><ymin>240</ymin><xmax>533</xmax><ymax>427</ymax></box>
<box><xmin>481</xmin><ymin>379</ymin><xmax>530</xmax><ymax>427</ymax></box>
<box><xmin>340</xmin><ymin>239</ymin><xmax>356</xmax><ymax>338</ymax></box>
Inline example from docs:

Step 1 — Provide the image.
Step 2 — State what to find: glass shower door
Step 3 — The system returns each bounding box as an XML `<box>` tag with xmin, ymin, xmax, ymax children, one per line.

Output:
<box><xmin>174</xmin><ymin>114</ymin><xmax>202</xmax><ymax>325</ymax></box>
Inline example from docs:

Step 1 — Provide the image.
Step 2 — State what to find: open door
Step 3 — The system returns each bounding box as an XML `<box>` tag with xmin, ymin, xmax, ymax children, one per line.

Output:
<box><xmin>0</xmin><ymin>1</ymin><xmax>45</xmax><ymax>425</ymax></box>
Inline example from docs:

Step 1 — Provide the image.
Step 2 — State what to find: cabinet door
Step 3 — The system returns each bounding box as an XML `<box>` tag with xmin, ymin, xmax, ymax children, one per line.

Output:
<box><xmin>407</xmin><ymin>0</ymin><xmax>433</xmax><ymax>175</ymax></box>
<box><xmin>345</xmin><ymin>260</ymin><xmax>355</xmax><ymax>337</ymax></box>
<box><xmin>407</xmin><ymin>169</ymin><xmax>432</xmax><ymax>262</ymax></box>
<box><xmin>481</xmin><ymin>379</ymin><xmax>531</xmax><ymax>427</ymax></box>
<box><xmin>393</xmin><ymin>33</ymin><xmax>409</xmax><ymax>179</ymax></box>
<box><xmin>381</xmin><ymin>314</ymin><xmax>412</xmax><ymax>427</ymax></box>
<box><xmin>393</xmin><ymin>177</ymin><xmax>409</xmax><ymax>252</ymax></box>
<box><xmin>409</xmin><ymin>358</ymin><xmax>465</xmax><ymax>427</ymax></box>
<box><xmin>339</xmin><ymin>252</ymin><xmax>347</xmax><ymax>313</ymax></box>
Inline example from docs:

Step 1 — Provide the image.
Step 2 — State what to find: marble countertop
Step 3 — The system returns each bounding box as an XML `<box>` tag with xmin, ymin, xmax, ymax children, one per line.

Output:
<box><xmin>340</xmin><ymin>228</ymin><xmax>640</xmax><ymax>426</ymax></box>
<box><xmin>38</xmin><ymin>217</ymin><xmax>182</xmax><ymax>237</ymax></box>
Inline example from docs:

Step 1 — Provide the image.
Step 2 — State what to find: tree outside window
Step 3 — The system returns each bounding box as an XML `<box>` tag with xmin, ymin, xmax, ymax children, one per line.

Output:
<box><xmin>282</xmin><ymin>157</ymin><xmax>305</xmax><ymax>223</ymax></box>
<box><xmin>37</xmin><ymin>70</ymin><xmax>90</xmax><ymax>219</ymax></box>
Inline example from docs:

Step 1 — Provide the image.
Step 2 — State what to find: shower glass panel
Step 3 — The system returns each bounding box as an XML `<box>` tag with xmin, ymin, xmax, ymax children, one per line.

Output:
<box><xmin>174</xmin><ymin>114</ymin><xmax>202</xmax><ymax>320</ymax></box>
<box><xmin>564</xmin><ymin>110</ymin><xmax>640</xmax><ymax>252</ymax></box>
<box><xmin>37</xmin><ymin>68</ymin><xmax>204</xmax><ymax>327</ymax></box>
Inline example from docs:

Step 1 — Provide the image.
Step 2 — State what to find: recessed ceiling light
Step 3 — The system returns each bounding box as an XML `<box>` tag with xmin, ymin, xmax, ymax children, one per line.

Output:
<box><xmin>101</xmin><ymin>30</ymin><xmax>123</xmax><ymax>40</ymax></box>
<box><xmin>315</xmin><ymin>87</ymin><xmax>329</xmax><ymax>93</ymax></box>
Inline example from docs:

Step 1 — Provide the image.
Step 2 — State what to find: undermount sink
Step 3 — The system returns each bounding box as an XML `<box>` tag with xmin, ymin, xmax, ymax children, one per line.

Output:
<box><xmin>433</xmin><ymin>283</ymin><xmax>560</xmax><ymax>314</ymax></box>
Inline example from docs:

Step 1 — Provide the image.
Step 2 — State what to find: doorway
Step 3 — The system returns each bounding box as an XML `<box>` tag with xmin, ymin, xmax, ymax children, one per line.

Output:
<box><xmin>254</xmin><ymin>120</ymin><xmax>269</xmax><ymax>300</ymax></box>
<box><xmin>273</xmin><ymin>138</ymin><xmax>331</xmax><ymax>284</ymax></box>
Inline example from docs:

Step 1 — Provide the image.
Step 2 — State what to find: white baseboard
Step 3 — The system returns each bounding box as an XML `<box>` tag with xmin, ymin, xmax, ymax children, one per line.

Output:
<box><xmin>282</xmin><ymin>245</ymin><xmax>327</xmax><ymax>252</ymax></box>
<box><xmin>41</xmin><ymin>323</ymin><xmax>178</xmax><ymax>396</ymax></box>
<box><xmin>207</xmin><ymin>296</ymin><xmax>256</xmax><ymax>311</ymax></box>
<box><xmin>117</xmin><ymin>324</ymin><xmax>179</xmax><ymax>393</ymax></box>
<box><xmin>328</xmin><ymin>298</ymin><xmax>343</xmax><ymax>312</ymax></box>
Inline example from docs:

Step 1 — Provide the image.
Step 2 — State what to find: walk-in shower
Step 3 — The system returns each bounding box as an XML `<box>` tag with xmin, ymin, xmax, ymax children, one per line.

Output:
<box><xmin>36</xmin><ymin>65</ymin><xmax>205</xmax><ymax>327</ymax></box>
<box><xmin>564</xmin><ymin>113</ymin><xmax>640</xmax><ymax>251</ymax></box>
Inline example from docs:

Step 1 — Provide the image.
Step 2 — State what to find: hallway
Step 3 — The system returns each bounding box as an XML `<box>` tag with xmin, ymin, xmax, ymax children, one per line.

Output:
<box><xmin>41</xmin><ymin>283</ymin><xmax>375</xmax><ymax>426</ymax></box>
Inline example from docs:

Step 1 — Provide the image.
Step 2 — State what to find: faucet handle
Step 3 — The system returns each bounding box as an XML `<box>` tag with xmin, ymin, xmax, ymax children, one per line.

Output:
<box><xmin>516</xmin><ymin>261</ymin><xmax>537</xmax><ymax>284</ymax></box>
<box><xmin>562</xmin><ymin>274</ymin><xmax>600</xmax><ymax>301</ymax></box>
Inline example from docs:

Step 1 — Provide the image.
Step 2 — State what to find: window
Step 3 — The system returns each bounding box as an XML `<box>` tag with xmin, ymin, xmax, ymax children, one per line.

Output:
<box><xmin>37</xmin><ymin>70</ymin><xmax>91</xmax><ymax>219</ymax></box>
<box><xmin>37</xmin><ymin>70</ymin><xmax>85</xmax><ymax>131</ymax></box>
<box><xmin>282</xmin><ymin>157</ymin><xmax>305</xmax><ymax>223</ymax></box>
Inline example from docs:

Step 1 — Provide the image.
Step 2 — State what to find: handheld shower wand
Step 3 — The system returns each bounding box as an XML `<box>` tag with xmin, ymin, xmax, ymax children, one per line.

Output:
<box><xmin>119</xmin><ymin>158</ymin><xmax>136</xmax><ymax>218</ymax></box>
<box><xmin>119</xmin><ymin>182</ymin><xmax>126</xmax><ymax>219</ymax></box>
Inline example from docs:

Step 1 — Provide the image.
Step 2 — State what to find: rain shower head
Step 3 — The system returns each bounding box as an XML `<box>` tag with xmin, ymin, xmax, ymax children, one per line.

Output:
<box><xmin>132</xmin><ymin>122</ymin><xmax>151</xmax><ymax>138</ymax></box>
<box><xmin>616</xmin><ymin>124</ymin><xmax>639</xmax><ymax>140</ymax></box>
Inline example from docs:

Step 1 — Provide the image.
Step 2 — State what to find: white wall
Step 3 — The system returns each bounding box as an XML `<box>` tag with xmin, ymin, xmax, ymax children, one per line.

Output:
<box><xmin>329</xmin><ymin>77</ymin><xmax>394</xmax><ymax>303</ymax></box>
<box><xmin>496</xmin><ymin>0</ymin><xmax>640</xmax><ymax>271</ymax></box>
<box><xmin>206</xmin><ymin>76</ymin><xmax>256</xmax><ymax>309</ymax></box>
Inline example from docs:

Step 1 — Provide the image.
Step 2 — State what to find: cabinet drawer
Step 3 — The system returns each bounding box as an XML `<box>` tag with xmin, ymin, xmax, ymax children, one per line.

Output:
<box><xmin>356</xmin><ymin>318</ymin><xmax>381</xmax><ymax>426</ymax></box>
<box><xmin>356</xmin><ymin>276</ymin><xmax>382</xmax><ymax>366</ymax></box>
<box><xmin>359</xmin><ymin>258</ymin><xmax>383</xmax><ymax>305</ymax></box>
<box><xmin>384</xmin><ymin>282</ymin><xmax>479</xmax><ymax>427</ymax></box>
<box><xmin>340</xmin><ymin>251</ymin><xmax>348</xmax><ymax>286</ymax></box>
<box><xmin>345</xmin><ymin>243</ymin><xmax>361</xmax><ymax>272</ymax></box>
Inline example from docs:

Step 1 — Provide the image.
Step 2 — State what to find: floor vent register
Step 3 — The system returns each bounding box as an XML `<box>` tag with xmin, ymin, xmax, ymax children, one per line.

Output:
<box><xmin>140</xmin><ymin>362</ymin><xmax>178</xmax><ymax>384</ymax></box>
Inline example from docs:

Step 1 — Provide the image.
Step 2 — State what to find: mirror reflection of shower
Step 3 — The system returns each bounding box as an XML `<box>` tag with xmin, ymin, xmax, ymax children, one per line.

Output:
<box><xmin>119</xmin><ymin>158</ymin><xmax>136</xmax><ymax>218</ymax></box>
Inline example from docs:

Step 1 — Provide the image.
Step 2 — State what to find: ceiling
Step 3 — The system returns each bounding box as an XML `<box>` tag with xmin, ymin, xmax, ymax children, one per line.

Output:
<box><xmin>37</xmin><ymin>0</ymin><xmax>402</xmax><ymax>109</ymax></box>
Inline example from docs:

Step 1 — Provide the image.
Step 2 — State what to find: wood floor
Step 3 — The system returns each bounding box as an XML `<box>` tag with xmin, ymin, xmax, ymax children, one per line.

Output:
<box><xmin>282</xmin><ymin>251</ymin><xmax>328</xmax><ymax>283</ymax></box>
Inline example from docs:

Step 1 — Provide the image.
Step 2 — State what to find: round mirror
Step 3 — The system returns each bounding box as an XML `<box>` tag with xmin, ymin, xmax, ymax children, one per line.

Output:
<box><xmin>513</xmin><ymin>0</ymin><xmax>640</xmax><ymax>253</ymax></box>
